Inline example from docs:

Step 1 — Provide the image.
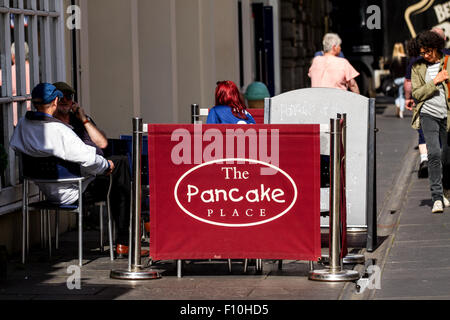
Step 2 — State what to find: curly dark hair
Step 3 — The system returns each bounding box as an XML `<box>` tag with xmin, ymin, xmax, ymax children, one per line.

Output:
<box><xmin>407</xmin><ymin>30</ymin><xmax>445</xmax><ymax>57</ymax></box>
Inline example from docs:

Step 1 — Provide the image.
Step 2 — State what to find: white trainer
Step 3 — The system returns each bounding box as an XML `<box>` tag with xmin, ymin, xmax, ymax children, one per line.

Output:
<box><xmin>444</xmin><ymin>189</ymin><xmax>450</xmax><ymax>200</ymax></box>
<box><xmin>432</xmin><ymin>200</ymin><xmax>444</xmax><ymax>214</ymax></box>
<box><xmin>444</xmin><ymin>196</ymin><xmax>450</xmax><ymax>208</ymax></box>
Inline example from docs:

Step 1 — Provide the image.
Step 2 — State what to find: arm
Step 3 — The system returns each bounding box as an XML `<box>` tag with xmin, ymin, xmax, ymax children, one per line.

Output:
<box><xmin>411</xmin><ymin>66</ymin><xmax>443</xmax><ymax>102</ymax></box>
<box><xmin>404</xmin><ymin>79</ymin><xmax>415</xmax><ymax>111</ymax></box>
<box><xmin>344</xmin><ymin>60</ymin><xmax>360</xmax><ymax>94</ymax></box>
<box><xmin>53</xmin><ymin>124</ymin><xmax>110</xmax><ymax>176</ymax></box>
<box><xmin>348</xmin><ymin>78</ymin><xmax>360</xmax><ymax>94</ymax></box>
<box><xmin>72</xmin><ymin>103</ymin><xmax>108</xmax><ymax>149</ymax></box>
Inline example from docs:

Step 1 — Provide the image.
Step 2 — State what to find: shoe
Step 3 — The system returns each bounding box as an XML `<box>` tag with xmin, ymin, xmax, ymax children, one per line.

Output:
<box><xmin>116</xmin><ymin>244</ymin><xmax>149</xmax><ymax>259</ymax></box>
<box><xmin>444</xmin><ymin>196</ymin><xmax>450</xmax><ymax>208</ymax></box>
<box><xmin>432</xmin><ymin>200</ymin><xmax>444</xmax><ymax>214</ymax></box>
<box><xmin>445</xmin><ymin>189</ymin><xmax>450</xmax><ymax>200</ymax></box>
<box><xmin>399</xmin><ymin>110</ymin><xmax>404</xmax><ymax>119</ymax></box>
<box><xmin>418</xmin><ymin>161</ymin><xmax>428</xmax><ymax>179</ymax></box>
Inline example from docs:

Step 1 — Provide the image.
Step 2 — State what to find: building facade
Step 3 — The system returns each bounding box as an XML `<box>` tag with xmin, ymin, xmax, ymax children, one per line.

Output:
<box><xmin>0</xmin><ymin>0</ymin><xmax>329</xmax><ymax>254</ymax></box>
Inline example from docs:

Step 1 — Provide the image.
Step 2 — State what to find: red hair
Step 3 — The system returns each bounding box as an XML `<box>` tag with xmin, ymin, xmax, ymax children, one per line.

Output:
<box><xmin>215</xmin><ymin>80</ymin><xmax>248</xmax><ymax>119</ymax></box>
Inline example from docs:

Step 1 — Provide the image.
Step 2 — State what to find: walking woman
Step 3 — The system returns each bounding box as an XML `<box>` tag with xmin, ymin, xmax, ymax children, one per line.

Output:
<box><xmin>389</xmin><ymin>42</ymin><xmax>408</xmax><ymax>118</ymax></box>
<box><xmin>207</xmin><ymin>80</ymin><xmax>256</xmax><ymax>124</ymax></box>
<box><xmin>409</xmin><ymin>30</ymin><xmax>450</xmax><ymax>213</ymax></box>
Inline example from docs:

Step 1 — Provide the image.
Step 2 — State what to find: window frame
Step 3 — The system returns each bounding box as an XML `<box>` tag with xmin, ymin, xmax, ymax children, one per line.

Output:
<box><xmin>0</xmin><ymin>0</ymin><xmax>66</xmax><ymax>213</ymax></box>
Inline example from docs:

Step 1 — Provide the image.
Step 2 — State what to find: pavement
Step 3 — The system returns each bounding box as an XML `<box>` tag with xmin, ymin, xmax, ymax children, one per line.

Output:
<box><xmin>0</xmin><ymin>97</ymin><xmax>444</xmax><ymax>305</ymax></box>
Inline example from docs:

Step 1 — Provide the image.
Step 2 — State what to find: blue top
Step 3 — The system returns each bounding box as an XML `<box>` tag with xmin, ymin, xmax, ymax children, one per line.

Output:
<box><xmin>206</xmin><ymin>106</ymin><xmax>256</xmax><ymax>124</ymax></box>
<box><xmin>314</xmin><ymin>51</ymin><xmax>345</xmax><ymax>58</ymax></box>
<box><xmin>34</xmin><ymin>112</ymin><xmax>53</xmax><ymax>118</ymax></box>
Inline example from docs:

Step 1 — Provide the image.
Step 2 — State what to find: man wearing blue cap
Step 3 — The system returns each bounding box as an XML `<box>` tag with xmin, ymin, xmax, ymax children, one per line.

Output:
<box><xmin>10</xmin><ymin>83</ymin><xmax>114</xmax><ymax>206</ymax></box>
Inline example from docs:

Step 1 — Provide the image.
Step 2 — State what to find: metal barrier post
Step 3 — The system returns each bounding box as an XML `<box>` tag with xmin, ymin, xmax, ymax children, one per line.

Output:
<box><xmin>191</xmin><ymin>104</ymin><xmax>199</xmax><ymax>124</ymax></box>
<box><xmin>309</xmin><ymin>118</ymin><xmax>359</xmax><ymax>282</ymax></box>
<box><xmin>321</xmin><ymin>114</ymin><xmax>365</xmax><ymax>265</ymax></box>
<box><xmin>110</xmin><ymin>118</ymin><xmax>161</xmax><ymax>281</ymax></box>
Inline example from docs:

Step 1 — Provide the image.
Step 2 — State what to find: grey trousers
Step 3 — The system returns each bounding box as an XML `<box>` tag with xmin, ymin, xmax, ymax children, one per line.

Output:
<box><xmin>420</xmin><ymin>113</ymin><xmax>448</xmax><ymax>203</ymax></box>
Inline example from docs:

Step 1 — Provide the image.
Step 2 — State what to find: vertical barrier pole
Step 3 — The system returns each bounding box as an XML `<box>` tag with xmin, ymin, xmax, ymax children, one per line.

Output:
<box><xmin>309</xmin><ymin>118</ymin><xmax>360</xmax><ymax>282</ymax></box>
<box><xmin>329</xmin><ymin>118</ymin><xmax>342</xmax><ymax>272</ymax></box>
<box><xmin>191</xmin><ymin>104</ymin><xmax>199</xmax><ymax>124</ymax></box>
<box><xmin>131</xmin><ymin>118</ymin><xmax>142</xmax><ymax>268</ymax></box>
<box><xmin>110</xmin><ymin>118</ymin><xmax>161</xmax><ymax>280</ymax></box>
<box><xmin>320</xmin><ymin>114</ymin><xmax>365</xmax><ymax>265</ymax></box>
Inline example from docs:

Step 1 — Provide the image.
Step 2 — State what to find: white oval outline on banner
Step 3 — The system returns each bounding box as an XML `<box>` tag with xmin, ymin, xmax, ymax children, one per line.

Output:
<box><xmin>173</xmin><ymin>158</ymin><xmax>299</xmax><ymax>228</ymax></box>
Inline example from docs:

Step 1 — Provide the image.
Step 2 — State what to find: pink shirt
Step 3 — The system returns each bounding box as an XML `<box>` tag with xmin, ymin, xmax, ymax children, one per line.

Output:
<box><xmin>308</xmin><ymin>55</ymin><xmax>359</xmax><ymax>90</ymax></box>
<box><xmin>0</xmin><ymin>61</ymin><xmax>31</xmax><ymax>125</ymax></box>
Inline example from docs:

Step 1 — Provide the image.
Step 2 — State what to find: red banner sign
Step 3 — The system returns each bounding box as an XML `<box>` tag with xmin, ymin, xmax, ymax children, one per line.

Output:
<box><xmin>248</xmin><ymin>108</ymin><xmax>265</xmax><ymax>124</ymax></box>
<box><xmin>148</xmin><ymin>124</ymin><xmax>321</xmax><ymax>261</ymax></box>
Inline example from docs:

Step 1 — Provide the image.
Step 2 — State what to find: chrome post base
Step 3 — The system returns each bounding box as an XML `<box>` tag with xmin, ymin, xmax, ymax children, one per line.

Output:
<box><xmin>110</xmin><ymin>267</ymin><xmax>161</xmax><ymax>280</ymax></box>
<box><xmin>321</xmin><ymin>253</ymin><xmax>365</xmax><ymax>265</ymax></box>
<box><xmin>308</xmin><ymin>268</ymin><xmax>360</xmax><ymax>282</ymax></box>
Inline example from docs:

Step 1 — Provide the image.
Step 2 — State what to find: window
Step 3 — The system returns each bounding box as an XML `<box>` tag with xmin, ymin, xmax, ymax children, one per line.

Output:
<box><xmin>0</xmin><ymin>0</ymin><xmax>66</xmax><ymax>192</ymax></box>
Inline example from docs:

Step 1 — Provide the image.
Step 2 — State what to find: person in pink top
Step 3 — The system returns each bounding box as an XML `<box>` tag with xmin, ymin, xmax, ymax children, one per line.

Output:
<box><xmin>0</xmin><ymin>43</ymin><xmax>31</xmax><ymax>126</ymax></box>
<box><xmin>308</xmin><ymin>33</ymin><xmax>360</xmax><ymax>94</ymax></box>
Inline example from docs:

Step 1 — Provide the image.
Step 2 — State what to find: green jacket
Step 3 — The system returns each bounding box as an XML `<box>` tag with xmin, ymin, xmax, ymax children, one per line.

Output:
<box><xmin>411</xmin><ymin>56</ymin><xmax>450</xmax><ymax>130</ymax></box>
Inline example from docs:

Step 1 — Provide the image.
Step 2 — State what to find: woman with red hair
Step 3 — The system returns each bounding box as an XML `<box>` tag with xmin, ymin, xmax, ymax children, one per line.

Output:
<box><xmin>206</xmin><ymin>81</ymin><xmax>256</xmax><ymax>124</ymax></box>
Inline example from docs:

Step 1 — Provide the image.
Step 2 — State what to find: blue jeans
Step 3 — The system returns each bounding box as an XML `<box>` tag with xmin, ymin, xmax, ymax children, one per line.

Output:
<box><xmin>394</xmin><ymin>77</ymin><xmax>405</xmax><ymax>111</ymax></box>
<box><xmin>418</xmin><ymin>128</ymin><xmax>426</xmax><ymax>145</ymax></box>
<box><xmin>420</xmin><ymin>114</ymin><xmax>448</xmax><ymax>202</ymax></box>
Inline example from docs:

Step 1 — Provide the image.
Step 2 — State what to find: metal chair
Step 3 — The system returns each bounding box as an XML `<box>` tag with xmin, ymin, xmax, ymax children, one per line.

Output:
<box><xmin>20</xmin><ymin>154</ymin><xmax>114</xmax><ymax>266</ymax></box>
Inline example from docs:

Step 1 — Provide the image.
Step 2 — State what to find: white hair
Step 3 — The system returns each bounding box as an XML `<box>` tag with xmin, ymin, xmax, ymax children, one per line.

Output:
<box><xmin>322</xmin><ymin>33</ymin><xmax>342</xmax><ymax>53</ymax></box>
<box><xmin>11</xmin><ymin>42</ymin><xmax>30</xmax><ymax>60</ymax></box>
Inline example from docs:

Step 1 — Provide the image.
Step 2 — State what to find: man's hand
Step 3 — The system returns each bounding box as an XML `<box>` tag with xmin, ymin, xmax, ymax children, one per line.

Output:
<box><xmin>405</xmin><ymin>99</ymin><xmax>415</xmax><ymax>111</ymax></box>
<box><xmin>71</xmin><ymin>102</ymin><xmax>88</xmax><ymax>123</ymax></box>
<box><xmin>106</xmin><ymin>160</ymin><xmax>115</xmax><ymax>175</ymax></box>
<box><xmin>434</xmin><ymin>70</ymin><xmax>449</xmax><ymax>85</ymax></box>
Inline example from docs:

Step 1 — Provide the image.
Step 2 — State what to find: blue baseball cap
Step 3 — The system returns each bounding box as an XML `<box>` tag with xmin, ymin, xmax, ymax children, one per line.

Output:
<box><xmin>31</xmin><ymin>83</ymin><xmax>63</xmax><ymax>105</ymax></box>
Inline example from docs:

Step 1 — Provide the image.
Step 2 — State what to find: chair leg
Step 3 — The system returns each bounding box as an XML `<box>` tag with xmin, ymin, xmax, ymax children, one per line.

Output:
<box><xmin>256</xmin><ymin>259</ymin><xmax>263</xmax><ymax>273</ymax></box>
<box><xmin>78</xmin><ymin>209</ymin><xmax>83</xmax><ymax>267</ymax></box>
<box><xmin>99</xmin><ymin>203</ymin><xmax>104</xmax><ymax>253</ymax></box>
<box><xmin>55</xmin><ymin>209</ymin><xmax>60</xmax><ymax>250</ymax></box>
<box><xmin>21</xmin><ymin>181</ymin><xmax>28</xmax><ymax>264</ymax></box>
<box><xmin>40</xmin><ymin>210</ymin><xmax>44</xmax><ymax>249</ymax></box>
<box><xmin>47</xmin><ymin>210</ymin><xmax>52</xmax><ymax>259</ymax></box>
<box><xmin>41</xmin><ymin>193</ymin><xmax>48</xmax><ymax>250</ymax></box>
<box><xmin>107</xmin><ymin>175</ymin><xmax>114</xmax><ymax>261</ymax></box>
<box><xmin>177</xmin><ymin>260</ymin><xmax>183</xmax><ymax>278</ymax></box>
<box><xmin>107</xmin><ymin>202</ymin><xmax>114</xmax><ymax>261</ymax></box>
<box><xmin>78</xmin><ymin>180</ymin><xmax>83</xmax><ymax>267</ymax></box>
<box><xmin>39</xmin><ymin>192</ymin><xmax>44</xmax><ymax>249</ymax></box>
<box><xmin>26</xmin><ymin>206</ymin><xmax>30</xmax><ymax>255</ymax></box>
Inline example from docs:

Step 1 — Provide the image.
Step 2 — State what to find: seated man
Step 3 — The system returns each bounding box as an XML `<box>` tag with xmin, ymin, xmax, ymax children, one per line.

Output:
<box><xmin>10</xmin><ymin>83</ymin><xmax>114</xmax><ymax>205</ymax></box>
<box><xmin>53</xmin><ymin>82</ymin><xmax>108</xmax><ymax>155</ymax></box>
<box><xmin>52</xmin><ymin>82</ymin><xmax>143</xmax><ymax>257</ymax></box>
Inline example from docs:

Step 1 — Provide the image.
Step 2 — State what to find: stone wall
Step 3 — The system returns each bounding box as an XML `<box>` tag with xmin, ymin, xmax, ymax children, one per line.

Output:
<box><xmin>280</xmin><ymin>0</ymin><xmax>331</xmax><ymax>92</ymax></box>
